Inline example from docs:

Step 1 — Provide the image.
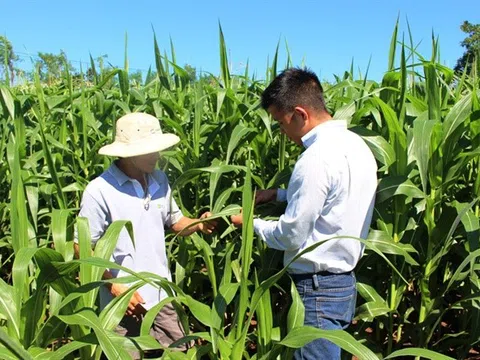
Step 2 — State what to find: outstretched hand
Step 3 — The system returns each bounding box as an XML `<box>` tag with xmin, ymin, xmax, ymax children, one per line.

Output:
<box><xmin>199</xmin><ymin>211</ymin><xmax>217</xmax><ymax>234</ymax></box>
<box><xmin>230</xmin><ymin>210</ymin><xmax>243</xmax><ymax>228</ymax></box>
<box><xmin>231</xmin><ymin>188</ymin><xmax>277</xmax><ymax>228</ymax></box>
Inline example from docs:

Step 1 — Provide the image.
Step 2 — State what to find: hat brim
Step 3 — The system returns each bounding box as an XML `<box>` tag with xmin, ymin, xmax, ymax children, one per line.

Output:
<box><xmin>98</xmin><ymin>133</ymin><xmax>180</xmax><ymax>157</ymax></box>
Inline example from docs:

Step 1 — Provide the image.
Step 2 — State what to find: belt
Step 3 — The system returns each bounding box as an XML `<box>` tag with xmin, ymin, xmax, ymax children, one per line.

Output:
<box><xmin>289</xmin><ymin>270</ymin><xmax>352</xmax><ymax>281</ymax></box>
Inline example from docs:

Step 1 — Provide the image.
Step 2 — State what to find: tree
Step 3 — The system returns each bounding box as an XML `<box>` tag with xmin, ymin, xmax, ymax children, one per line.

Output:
<box><xmin>35</xmin><ymin>50</ymin><xmax>75</xmax><ymax>84</ymax></box>
<box><xmin>129</xmin><ymin>70</ymin><xmax>143</xmax><ymax>85</ymax></box>
<box><xmin>454</xmin><ymin>21</ymin><xmax>480</xmax><ymax>75</ymax></box>
<box><xmin>0</xmin><ymin>35</ymin><xmax>20</xmax><ymax>85</ymax></box>
<box><xmin>184</xmin><ymin>64</ymin><xmax>197</xmax><ymax>83</ymax></box>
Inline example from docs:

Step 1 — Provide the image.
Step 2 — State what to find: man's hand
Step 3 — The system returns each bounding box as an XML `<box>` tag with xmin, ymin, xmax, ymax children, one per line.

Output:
<box><xmin>255</xmin><ymin>189</ymin><xmax>277</xmax><ymax>205</ymax></box>
<box><xmin>230</xmin><ymin>212</ymin><xmax>243</xmax><ymax>228</ymax></box>
<box><xmin>198</xmin><ymin>211</ymin><xmax>217</xmax><ymax>234</ymax></box>
<box><xmin>108</xmin><ymin>283</ymin><xmax>146</xmax><ymax>317</ymax></box>
<box><xmin>171</xmin><ymin>212</ymin><xmax>217</xmax><ymax>236</ymax></box>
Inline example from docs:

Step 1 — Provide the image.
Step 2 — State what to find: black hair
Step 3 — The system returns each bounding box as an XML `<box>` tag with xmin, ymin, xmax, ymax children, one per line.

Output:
<box><xmin>261</xmin><ymin>67</ymin><xmax>326</xmax><ymax>113</ymax></box>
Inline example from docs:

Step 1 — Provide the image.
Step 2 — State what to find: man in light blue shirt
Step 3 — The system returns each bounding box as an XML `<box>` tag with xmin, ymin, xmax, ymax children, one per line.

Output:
<box><xmin>231</xmin><ymin>68</ymin><xmax>377</xmax><ymax>359</ymax></box>
<box><xmin>76</xmin><ymin>113</ymin><xmax>215</xmax><ymax>358</ymax></box>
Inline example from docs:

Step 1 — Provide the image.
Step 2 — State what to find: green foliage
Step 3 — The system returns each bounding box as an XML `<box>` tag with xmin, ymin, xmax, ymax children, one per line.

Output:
<box><xmin>0</xmin><ymin>35</ymin><xmax>19</xmax><ymax>86</ymax></box>
<box><xmin>0</xmin><ymin>21</ymin><xmax>479</xmax><ymax>359</ymax></box>
<box><xmin>35</xmin><ymin>50</ymin><xmax>74</xmax><ymax>85</ymax></box>
<box><xmin>455</xmin><ymin>21</ymin><xmax>480</xmax><ymax>75</ymax></box>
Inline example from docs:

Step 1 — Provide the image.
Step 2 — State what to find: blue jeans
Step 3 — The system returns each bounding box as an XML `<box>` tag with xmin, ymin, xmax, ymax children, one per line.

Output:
<box><xmin>293</xmin><ymin>271</ymin><xmax>357</xmax><ymax>360</ymax></box>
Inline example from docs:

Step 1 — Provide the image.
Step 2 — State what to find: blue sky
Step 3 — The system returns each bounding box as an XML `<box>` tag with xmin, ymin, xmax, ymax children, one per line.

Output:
<box><xmin>1</xmin><ymin>0</ymin><xmax>479</xmax><ymax>82</ymax></box>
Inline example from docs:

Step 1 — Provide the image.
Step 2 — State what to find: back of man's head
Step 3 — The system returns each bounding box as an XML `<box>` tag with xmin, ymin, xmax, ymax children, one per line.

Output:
<box><xmin>261</xmin><ymin>68</ymin><xmax>327</xmax><ymax>114</ymax></box>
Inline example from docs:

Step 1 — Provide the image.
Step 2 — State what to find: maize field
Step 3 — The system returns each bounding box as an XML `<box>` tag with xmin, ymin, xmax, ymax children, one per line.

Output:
<box><xmin>0</xmin><ymin>22</ymin><xmax>479</xmax><ymax>359</ymax></box>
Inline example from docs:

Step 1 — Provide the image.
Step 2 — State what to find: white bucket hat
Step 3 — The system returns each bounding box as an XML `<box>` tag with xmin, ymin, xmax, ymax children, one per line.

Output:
<box><xmin>98</xmin><ymin>113</ymin><xmax>180</xmax><ymax>157</ymax></box>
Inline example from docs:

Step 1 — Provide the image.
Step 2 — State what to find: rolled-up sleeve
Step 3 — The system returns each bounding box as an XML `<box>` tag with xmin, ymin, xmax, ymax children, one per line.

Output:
<box><xmin>164</xmin><ymin>183</ymin><xmax>184</xmax><ymax>227</ymax></box>
<box><xmin>254</xmin><ymin>160</ymin><xmax>330</xmax><ymax>251</ymax></box>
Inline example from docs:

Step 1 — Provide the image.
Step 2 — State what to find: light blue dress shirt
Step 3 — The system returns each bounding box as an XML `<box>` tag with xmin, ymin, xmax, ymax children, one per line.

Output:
<box><xmin>253</xmin><ymin>120</ymin><xmax>377</xmax><ymax>274</ymax></box>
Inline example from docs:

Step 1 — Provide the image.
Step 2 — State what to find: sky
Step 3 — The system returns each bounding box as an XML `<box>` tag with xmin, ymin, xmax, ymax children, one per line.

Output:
<box><xmin>1</xmin><ymin>0</ymin><xmax>479</xmax><ymax>82</ymax></box>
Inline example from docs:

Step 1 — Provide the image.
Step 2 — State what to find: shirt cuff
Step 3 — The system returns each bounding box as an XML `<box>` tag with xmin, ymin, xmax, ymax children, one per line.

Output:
<box><xmin>253</xmin><ymin>218</ymin><xmax>275</xmax><ymax>239</ymax></box>
<box><xmin>253</xmin><ymin>218</ymin><xmax>263</xmax><ymax>236</ymax></box>
<box><xmin>254</xmin><ymin>218</ymin><xmax>287</xmax><ymax>251</ymax></box>
<box><xmin>276</xmin><ymin>189</ymin><xmax>287</xmax><ymax>202</ymax></box>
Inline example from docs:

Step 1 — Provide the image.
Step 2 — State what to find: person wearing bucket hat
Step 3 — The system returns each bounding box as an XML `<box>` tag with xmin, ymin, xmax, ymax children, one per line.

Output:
<box><xmin>74</xmin><ymin>112</ymin><xmax>216</xmax><ymax>357</ymax></box>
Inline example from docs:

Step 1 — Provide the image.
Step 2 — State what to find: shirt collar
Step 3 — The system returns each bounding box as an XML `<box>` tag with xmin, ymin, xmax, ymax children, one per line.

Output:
<box><xmin>109</xmin><ymin>161</ymin><xmax>131</xmax><ymax>186</ymax></box>
<box><xmin>301</xmin><ymin>120</ymin><xmax>347</xmax><ymax>149</ymax></box>
<box><xmin>108</xmin><ymin>161</ymin><xmax>161</xmax><ymax>190</ymax></box>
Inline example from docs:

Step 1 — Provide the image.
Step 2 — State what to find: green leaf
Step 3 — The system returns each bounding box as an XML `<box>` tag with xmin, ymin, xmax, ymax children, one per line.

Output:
<box><xmin>385</xmin><ymin>347</ymin><xmax>455</xmax><ymax>360</ymax></box>
<box><xmin>226</xmin><ymin>124</ymin><xmax>255</xmax><ymax>164</ymax></box>
<box><xmin>208</xmin><ymin>158</ymin><xmax>225</xmax><ymax>210</ymax></box>
<box><xmin>51</xmin><ymin>209</ymin><xmax>73</xmax><ymax>261</ymax></box>
<box><xmin>446</xmin><ymin>248</ymin><xmax>480</xmax><ymax>292</ymax></box>
<box><xmin>212</xmin><ymin>283</ymin><xmax>240</xmax><ymax>329</ymax></box>
<box><xmin>0</xmin><ymin>86</ymin><xmax>15</xmax><ymax>119</ymax></box>
<box><xmin>111</xmin><ymin>333</ymin><xmax>164</xmax><ymax>353</ymax></box>
<box><xmin>424</xmin><ymin>62</ymin><xmax>441</xmax><ymax>121</ymax></box>
<box><xmin>255</xmin><ymin>271</ymin><xmax>273</xmax><ymax>356</ymax></box>
<box><xmin>0</xmin><ymin>327</ymin><xmax>31</xmax><ymax>360</ymax></box>
<box><xmin>27</xmin><ymin>346</ymin><xmax>50</xmax><ymax>359</ymax></box>
<box><xmin>443</xmin><ymin>93</ymin><xmax>473</xmax><ymax>163</ymax></box>
<box><xmin>184</xmin><ymin>295</ymin><xmax>212</xmax><ymax>327</ymax></box>
<box><xmin>57</xmin><ymin>309</ymin><xmax>131</xmax><ymax>359</ymax></box>
<box><xmin>218</xmin><ymin>22</ymin><xmax>230</xmax><ymax>89</ymax></box>
<box><xmin>256</xmin><ymin>108</ymin><xmax>273</xmax><ymax>139</ymax></box>
<box><xmin>370</xmin><ymin>97</ymin><xmax>407</xmax><ymax>175</ymax></box>
<box><xmin>287</xmin><ymin>279</ymin><xmax>304</xmax><ymax>331</ymax></box>
<box><xmin>90</xmin><ymin>220</ymin><xmax>135</xmax><ymax>310</ymax></box>
<box><xmin>428</xmin><ymin>198</ymin><xmax>479</xmax><ymax>277</ymax></box>
<box><xmin>355</xmin><ymin>301</ymin><xmax>392</xmax><ymax>321</ymax></box>
<box><xmin>0</xmin><ymin>348</ymin><xmax>19</xmax><ymax>360</ymax></box>
<box><xmin>0</xmin><ymin>278</ymin><xmax>20</xmax><ymax>340</ymax></box>
<box><xmin>34</xmin><ymin>313</ymin><xmax>67</xmax><ymax>349</ymax></box>
<box><xmin>411</xmin><ymin>119</ymin><xmax>438</xmax><ymax>192</ymax></box>
<box><xmin>171</xmin><ymin>164</ymin><xmax>244</xmax><ymax>199</ymax></box>
<box><xmin>367</xmin><ymin>230</ymin><xmax>419</xmax><ymax>266</ymax></box>
<box><xmin>453</xmin><ymin>201</ymin><xmax>480</xmax><ymax>251</ymax></box>
<box><xmin>12</xmin><ymin>247</ymin><xmax>39</xmax><ymax>317</ymax></box>
<box><xmin>99</xmin><ymin>282</ymin><xmax>143</xmax><ymax>331</ymax></box>
<box><xmin>357</xmin><ymin>282</ymin><xmax>387</xmax><ymax>303</ymax></box>
<box><xmin>6</xmin><ymin>136</ymin><xmax>30</xmax><ymax>254</ymax></box>
<box><xmin>34</xmin><ymin>248</ymin><xmax>76</xmax><ymax>304</ymax></box>
<box><xmin>14</xmin><ymin>246</ymin><xmax>51</xmax><ymax>347</ymax></box>
<box><xmin>32</xmin><ymin>109</ymin><xmax>67</xmax><ymax>209</ymax></box>
<box><xmin>236</xmin><ymin>158</ymin><xmax>255</xmax><ymax>339</ymax></box>
<box><xmin>140</xmin><ymin>296</ymin><xmax>177</xmax><ymax>336</ymax></box>
<box><xmin>376</xmin><ymin>176</ymin><xmax>425</xmax><ymax>203</ymax></box>
<box><xmin>333</xmin><ymin>101</ymin><xmax>356</xmax><ymax>123</ymax></box>
<box><xmin>213</xmin><ymin>187</ymin><xmax>236</xmax><ymax>214</ymax></box>
<box><xmin>47</xmin><ymin>334</ymin><xmax>97</xmax><ymax>360</ymax></box>
<box><xmin>278</xmin><ymin>326</ymin><xmax>378</xmax><ymax>360</ymax></box>
<box><xmin>388</xmin><ymin>17</ymin><xmax>399</xmax><ymax>71</ymax></box>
